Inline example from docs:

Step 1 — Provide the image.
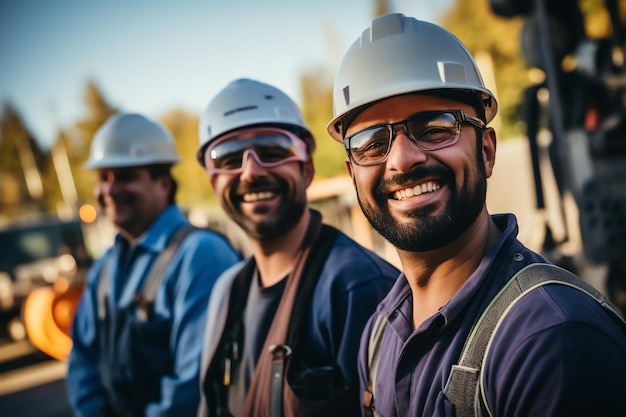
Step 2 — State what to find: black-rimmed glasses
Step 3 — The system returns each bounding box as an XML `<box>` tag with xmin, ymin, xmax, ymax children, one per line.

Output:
<box><xmin>344</xmin><ymin>110</ymin><xmax>486</xmax><ymax>166</ymax></box>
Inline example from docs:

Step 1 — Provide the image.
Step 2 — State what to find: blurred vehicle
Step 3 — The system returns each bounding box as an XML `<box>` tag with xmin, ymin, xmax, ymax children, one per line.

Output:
<box><xmin>490</xmin><ymin>0</ymin><xmax>626</xmax><ymax>315</ymax></box>
<box><xmin>0</xmin><ymin>217</ymin><xmax>92</xmax><ymax>359</ymax></box>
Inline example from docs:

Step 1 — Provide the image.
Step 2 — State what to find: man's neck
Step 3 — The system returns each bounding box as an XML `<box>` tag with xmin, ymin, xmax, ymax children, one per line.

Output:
<box><xmin>396</xmin><ymin>211</ymin><xmax>501</xmax><ymax>329</ymax></box>
<box><xmin>250</xmin><ymin>209</ymin><xmax>312</xmax><ymax>288</ymax></box>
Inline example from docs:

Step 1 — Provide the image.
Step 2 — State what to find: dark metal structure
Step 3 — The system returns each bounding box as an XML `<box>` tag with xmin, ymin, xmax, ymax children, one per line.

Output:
<box><xmin>490</xmin><ymin>0</ymin><xmax>626</xmax><ymax>315</ymax></box>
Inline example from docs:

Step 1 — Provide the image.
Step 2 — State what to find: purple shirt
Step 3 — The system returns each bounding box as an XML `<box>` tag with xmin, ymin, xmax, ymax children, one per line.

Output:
<box><xmin>359</xmin><ymin>214</ymin><xmax>626</xmax><ymax>417</ymax></box>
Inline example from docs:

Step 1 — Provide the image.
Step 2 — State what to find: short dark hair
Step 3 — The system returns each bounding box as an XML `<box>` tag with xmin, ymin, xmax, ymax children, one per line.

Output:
<box><xmin>146</xmin><ymin>164</ymin><xmax>177</xmax><ymax>204</ymax></box>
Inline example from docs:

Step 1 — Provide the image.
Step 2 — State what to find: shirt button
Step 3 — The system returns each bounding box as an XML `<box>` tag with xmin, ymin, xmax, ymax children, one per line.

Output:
<box><xmin>513</xmin><ymin>253</ymin><xmax>524</xmax><ymax>262</ymax></box>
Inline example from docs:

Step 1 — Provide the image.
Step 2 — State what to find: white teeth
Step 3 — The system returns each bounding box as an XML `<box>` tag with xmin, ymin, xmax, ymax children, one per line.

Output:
<box><xmin>393</xmin><ymin>182</ymin><xmax>440</xmax><ymax>200</ymax></box>
<box><xmin>243</xmin><ymin>191</ymin><xmax>274</xmax><ymax>202</ymax></box>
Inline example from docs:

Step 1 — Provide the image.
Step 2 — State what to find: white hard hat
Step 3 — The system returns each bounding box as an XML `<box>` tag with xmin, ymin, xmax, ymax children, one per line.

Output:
<box><xmin>327</xmin><ymin>13</ymin><xmax>498</xmax><ymax>142</ymax></box>
<box><xmin>84</xmin><ymin>112</ymin><xmax>180</xmax><ymax>169</ymax></box>
<box><xmin>197</xmin><ymin>78</ymin><xmax>314</xmax><ymax>165</ymax></box>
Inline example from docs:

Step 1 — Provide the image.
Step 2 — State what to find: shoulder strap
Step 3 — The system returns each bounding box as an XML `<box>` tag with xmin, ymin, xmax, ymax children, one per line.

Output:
<box><xmin>444</xmin><ymin>263</ymin><xmax>626</xmax><ymax>417</ymax></box>
<box><xmin>98</xmin><ymin>224</ymin><xmax>198</xmax><ymax>320</ymax></box>
<box><xmin>243</xmin><ymin>211</ymin><xmax>340</xmax><ymax>417</ymax></box>
<box><xmin>270</xmin><ymin>224</ymin><xmax>340</xmax><ymax>417</ymax></box>
<box><xmin>285</xmin><ymin>224</ymin><xmax>340</xmax><ymax>345</ymax></box>
<box><xmin>134</xmin><ymin>224</ymin><xmax>198</xmax><ymax>321</ymax></box>
<box><xmin>204</xmin><ymin>257</ymin><xmax>256</xmax><ymax>416</ymax></box>
<box><xmin>363</xmin><ymin>311</ymin><xmax>389</xmax><ymax>417</ymax></box>
<box><xmin>140</xmin><ymin>225</ymin><xmax>198</xmax><ymax>302</ymax></box>
<box><xmin>97</xmin><ymin>257</ymin><xmax>110</xmax><ymax>319</ymax></box>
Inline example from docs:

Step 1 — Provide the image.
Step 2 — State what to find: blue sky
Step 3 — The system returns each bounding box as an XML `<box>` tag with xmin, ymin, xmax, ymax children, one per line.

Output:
<box><xmin>0</xmin><ymin>0</ymin><xmax>452</xmax><ymax>149</ymax></box>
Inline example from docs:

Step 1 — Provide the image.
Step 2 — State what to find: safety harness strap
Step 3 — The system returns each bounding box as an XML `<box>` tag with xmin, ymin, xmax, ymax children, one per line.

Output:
<box><xmin>363</xmin><ymin>311</ymin><xmax>388</xmax><ymax>417</ymax></box>
<box><xmin>443</xmin><ymin>263</ymin><xmax>625</xmax><ymax>417</ymax></box>
<box><xmin>97</xmin><ymin>224</ymin><xmax>198</xmax><ymax>320</ymax></box>
<box><xmin>365</xmin><ymin>263</ymin><xmax>626</xmax><ymax>417</ymax></box>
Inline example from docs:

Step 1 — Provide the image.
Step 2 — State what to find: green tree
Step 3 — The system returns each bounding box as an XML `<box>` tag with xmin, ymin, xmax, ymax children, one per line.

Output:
<box><xmin>160</xmin><ymin>109</ymin><xmax>216</xmax><ymax>210</ymax></box>
<box><xmin>442</xmin><ymin>0</ymin><xmax>626</xmax><ymax>138</ymax></box>
<box><xmin>296</xmin><ymin>0</ymin><xmax>395</xmax><ymax>180</ymax></box>
<box><xmin>442</xmin><ymin>0</ymin><xmax>527</xmax><ymax>138</ymax></box>
<box><xmin>0</xmin><ymin>104</ymin><xmax>49</xmax><ymax>219</ymax></box>
<box><xmin>373</xmin><ymin>0</ymin><xmax>391</xmax><ymax>17</ymax></box>
<box><xmin>580</xmin><ymin>0</ymin><xmax>626</xmax><ymax>38</ymax></box>
<box><xmin>300</xmin><ymin>68</ymin><xmax>346</xmax><ymax>178</ymax></box>
<box><xmin>65</xmin><ymin>80</ymin><xmax>117</xmax><ymax>206</ymax></box>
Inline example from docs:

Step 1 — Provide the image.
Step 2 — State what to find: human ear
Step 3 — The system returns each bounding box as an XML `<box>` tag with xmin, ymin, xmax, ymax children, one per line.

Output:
<box><xmin>303</xmin><ymin>158</ymin><xmax>315</xmax><ymax>187</ymax></box>
<box><xmin>482</xmin><ymin>128</ymin><xmax>497</xmax><ymax>178</ymax></box>
<box><xmin>345</xmin><ymin>158</ymin><xmax>354</xmax><ymax>179</ymax></box>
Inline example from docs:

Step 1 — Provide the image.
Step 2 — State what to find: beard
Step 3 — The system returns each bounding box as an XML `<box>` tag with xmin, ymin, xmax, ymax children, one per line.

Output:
<box><xmin>358</xmin><ymin>160</ymin><xmax>487</xmax><ymax>252</ymax></box>
<box><xmin>223</xmin><ymin>176</ymin><xmax>307</xmax><ymax>241</ymax></box>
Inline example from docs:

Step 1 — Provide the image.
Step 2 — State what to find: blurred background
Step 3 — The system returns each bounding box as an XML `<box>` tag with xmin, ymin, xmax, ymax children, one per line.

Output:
<box><xmin>1</xmin><ymin>0</ymin><xmax>625</xmax><ymax>415</ymax></box>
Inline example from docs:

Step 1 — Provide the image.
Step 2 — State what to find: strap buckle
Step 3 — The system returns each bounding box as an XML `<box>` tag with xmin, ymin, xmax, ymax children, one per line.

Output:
<box><xmin>268</xmin><ymin>344</ymin><xmax>292</xmax><ymax>358</ymax></box>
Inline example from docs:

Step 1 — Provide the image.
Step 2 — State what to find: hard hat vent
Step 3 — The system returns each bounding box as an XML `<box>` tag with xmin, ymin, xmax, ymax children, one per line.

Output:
<box><xmin>438</xmin><ymin>62</ymin><xmax>468</xmax><ymax>84</ymax></box>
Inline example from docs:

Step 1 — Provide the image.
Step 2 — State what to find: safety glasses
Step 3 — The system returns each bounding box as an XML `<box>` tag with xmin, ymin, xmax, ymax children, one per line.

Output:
<box><xmin>344</xmin><ymin>110</ymin><xmax>486</xmax><ymax>166</ymax></box>
<box><xmin>205</xmin><ymin>127</ymin><xmax>309</xmax><ymax>176</ymax></box>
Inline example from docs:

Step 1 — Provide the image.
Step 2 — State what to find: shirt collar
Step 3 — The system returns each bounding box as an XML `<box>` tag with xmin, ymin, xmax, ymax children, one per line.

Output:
<box><xmin>114</xmin><ymin>205</ymin><xmax>188</xmax><ymax>253</ymax></box>
<box><xmin>379</xmin><ymin>213</ymin><xmax>521</xmax><ymax>334</ymax></box>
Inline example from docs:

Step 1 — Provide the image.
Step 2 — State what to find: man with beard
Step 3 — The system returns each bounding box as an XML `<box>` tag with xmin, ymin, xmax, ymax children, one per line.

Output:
<box><xmin>67</xmin><ymin>112</ymin><xmax>241</xmax><ymax>417</ymax></box>
<box><xmin>195</xmin><ymin>78</ymin><xmax>399</xmax><ymax>417</ymax></box>
<box><xmin>327</xmin><ymin>13</ymin><xmax>626</xmax><ymax>417</ymax></box>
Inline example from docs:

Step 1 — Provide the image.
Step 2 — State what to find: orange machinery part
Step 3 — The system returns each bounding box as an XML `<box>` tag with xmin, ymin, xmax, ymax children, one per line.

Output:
<box><xmin>22</xmin><ymin>278</ymin><xmax>83</xmax><ymax>361</ymax></box>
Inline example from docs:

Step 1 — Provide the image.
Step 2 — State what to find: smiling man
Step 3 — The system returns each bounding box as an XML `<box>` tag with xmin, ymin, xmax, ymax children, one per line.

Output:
<box><xmin>328</xmin><ymin>13</ymin><xmax>626</xmax><ymax>417</ymax></box>
<box><xmin>195</xmin><ymin>78</ymin><xmax>399</xmax><ymax>417</ymax></box>
<box><xmin>66</xmin><ymin>112</ymin><xmax>241</xmax><ymax>417</ymax></box>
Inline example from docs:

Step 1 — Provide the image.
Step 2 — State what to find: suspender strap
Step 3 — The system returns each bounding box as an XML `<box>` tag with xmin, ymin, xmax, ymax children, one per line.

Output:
<box><xmin>363</xmin><ymin>312</ymin><xmax>389</xmax><ymax>417</ymax></box>
<box><xmin>239</xmin><ymin>209</ymin><xmax>340</xmax><ymax>417</ymax></box>
<box><xmin>134</xmin><ymin>225</ymin><xmax>198</xmax><ymax>320</ymax></box>
<box><xmin>97</xmin><ymin>259</ymin><xmax>109</xmax><ymax>319</ymax></box>
<box><xmin>268</xmin><ymin>223</ymin><xmax>340</xmax><ymax>417</ymax></box>
<box><xmin>205</xmin><ymin>257</ymin><xmax>256</xmax><ymax>417</ymax></box>
<box><xmin>443</xmin><ymin>263</ymin><xmax>626</xmax><ymax>417</ymax></box>
<box><xmin>97</xmin><ymin>224</ymin><xmax>198</xmax><ymax>320</ymax></box>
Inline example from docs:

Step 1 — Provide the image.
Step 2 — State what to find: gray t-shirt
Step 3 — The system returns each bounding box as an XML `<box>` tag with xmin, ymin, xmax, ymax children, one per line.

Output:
<box><xmin>228</xmin><ymin>269</ymin><xmax>286</xmax><ymax>416</ymax></box>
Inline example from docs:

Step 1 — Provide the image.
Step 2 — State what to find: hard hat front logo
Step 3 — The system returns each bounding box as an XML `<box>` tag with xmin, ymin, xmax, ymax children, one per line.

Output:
<box><xmin>224</xmin><ymin>105</ymin><xmax>258</xmax><ymax>117</ymax></box>
<box><xmin>130</xmin><ymin>144</ymin><xmax>146</xmax><ymax>157</ymax></box>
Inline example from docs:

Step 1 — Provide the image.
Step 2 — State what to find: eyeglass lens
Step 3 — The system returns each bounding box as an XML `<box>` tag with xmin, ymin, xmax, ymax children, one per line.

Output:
<box><xmin>346</xmin><ymin>111</ymin><xmax>467</xmax><ymax>166</ymax></box>
<box><xmin>209</xmin><ymin>133</ymin><xmax>304</xmax><ymax>171</ymax></box>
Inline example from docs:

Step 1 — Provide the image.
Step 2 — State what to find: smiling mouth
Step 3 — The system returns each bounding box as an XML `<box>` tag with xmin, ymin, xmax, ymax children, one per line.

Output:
<box><xmin>393</xmin><ymin>181</ymin><xmax>441</xmax><ymax>201</ymax></box>
<box><xmin>242</xmin><ymin>191</ymin><xmax>276</xmax><ymax>202</ymax></box>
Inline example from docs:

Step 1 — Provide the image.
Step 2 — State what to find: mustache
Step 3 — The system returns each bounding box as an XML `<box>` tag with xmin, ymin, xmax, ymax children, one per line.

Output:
<box><xmin>375</xmin><ymin>165</ymin><xmax>454</xmax><ymax>196</ymax></box>
<box><xmin>235</xmin><ymin>178</ymin><xmax>281</xmax><ymax>195</ymax></box>
<box><xmin>97</xmin><ymin>193</ymin><xmax>131</xmax><ymax>208</ymax></box>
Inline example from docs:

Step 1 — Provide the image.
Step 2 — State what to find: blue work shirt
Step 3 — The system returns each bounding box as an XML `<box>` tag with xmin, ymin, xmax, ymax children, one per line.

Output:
<box><xmin>359</xmin><ymin>213</ymin><xmax>626</xmax><ymax>417</ymax></box>
<box><xmin>67</xmin><ymin>205</ymin><xmax>241</xmax><ymax>417</ymax></box>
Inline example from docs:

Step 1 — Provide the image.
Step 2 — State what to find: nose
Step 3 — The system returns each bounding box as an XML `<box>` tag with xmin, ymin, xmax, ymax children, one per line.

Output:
<box><xmin>385</xmin><ymin>124</ymin><xmax>428</xmax><ymax>172</ymax></box>
<box><xmin>94</xmin><ymin>172</ymin><xmax>119</xmax><ymax>208</ymax></box>
<box><xmin>97</xmin><ymin>172</ymin><xmax>123</xmax><ymax>196</ymax></box>
<box><xmin>239</xmin><ymin>149</ymin><xmax>268</xmax><ymax>181</ymax></box>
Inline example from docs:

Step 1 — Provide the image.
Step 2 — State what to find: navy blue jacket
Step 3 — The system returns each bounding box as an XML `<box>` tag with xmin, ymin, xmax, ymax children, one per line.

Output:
<box><xmin>197</xmin><ymin>227</ymin><xmax>400</xmax><ymax>416</ymax></box>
